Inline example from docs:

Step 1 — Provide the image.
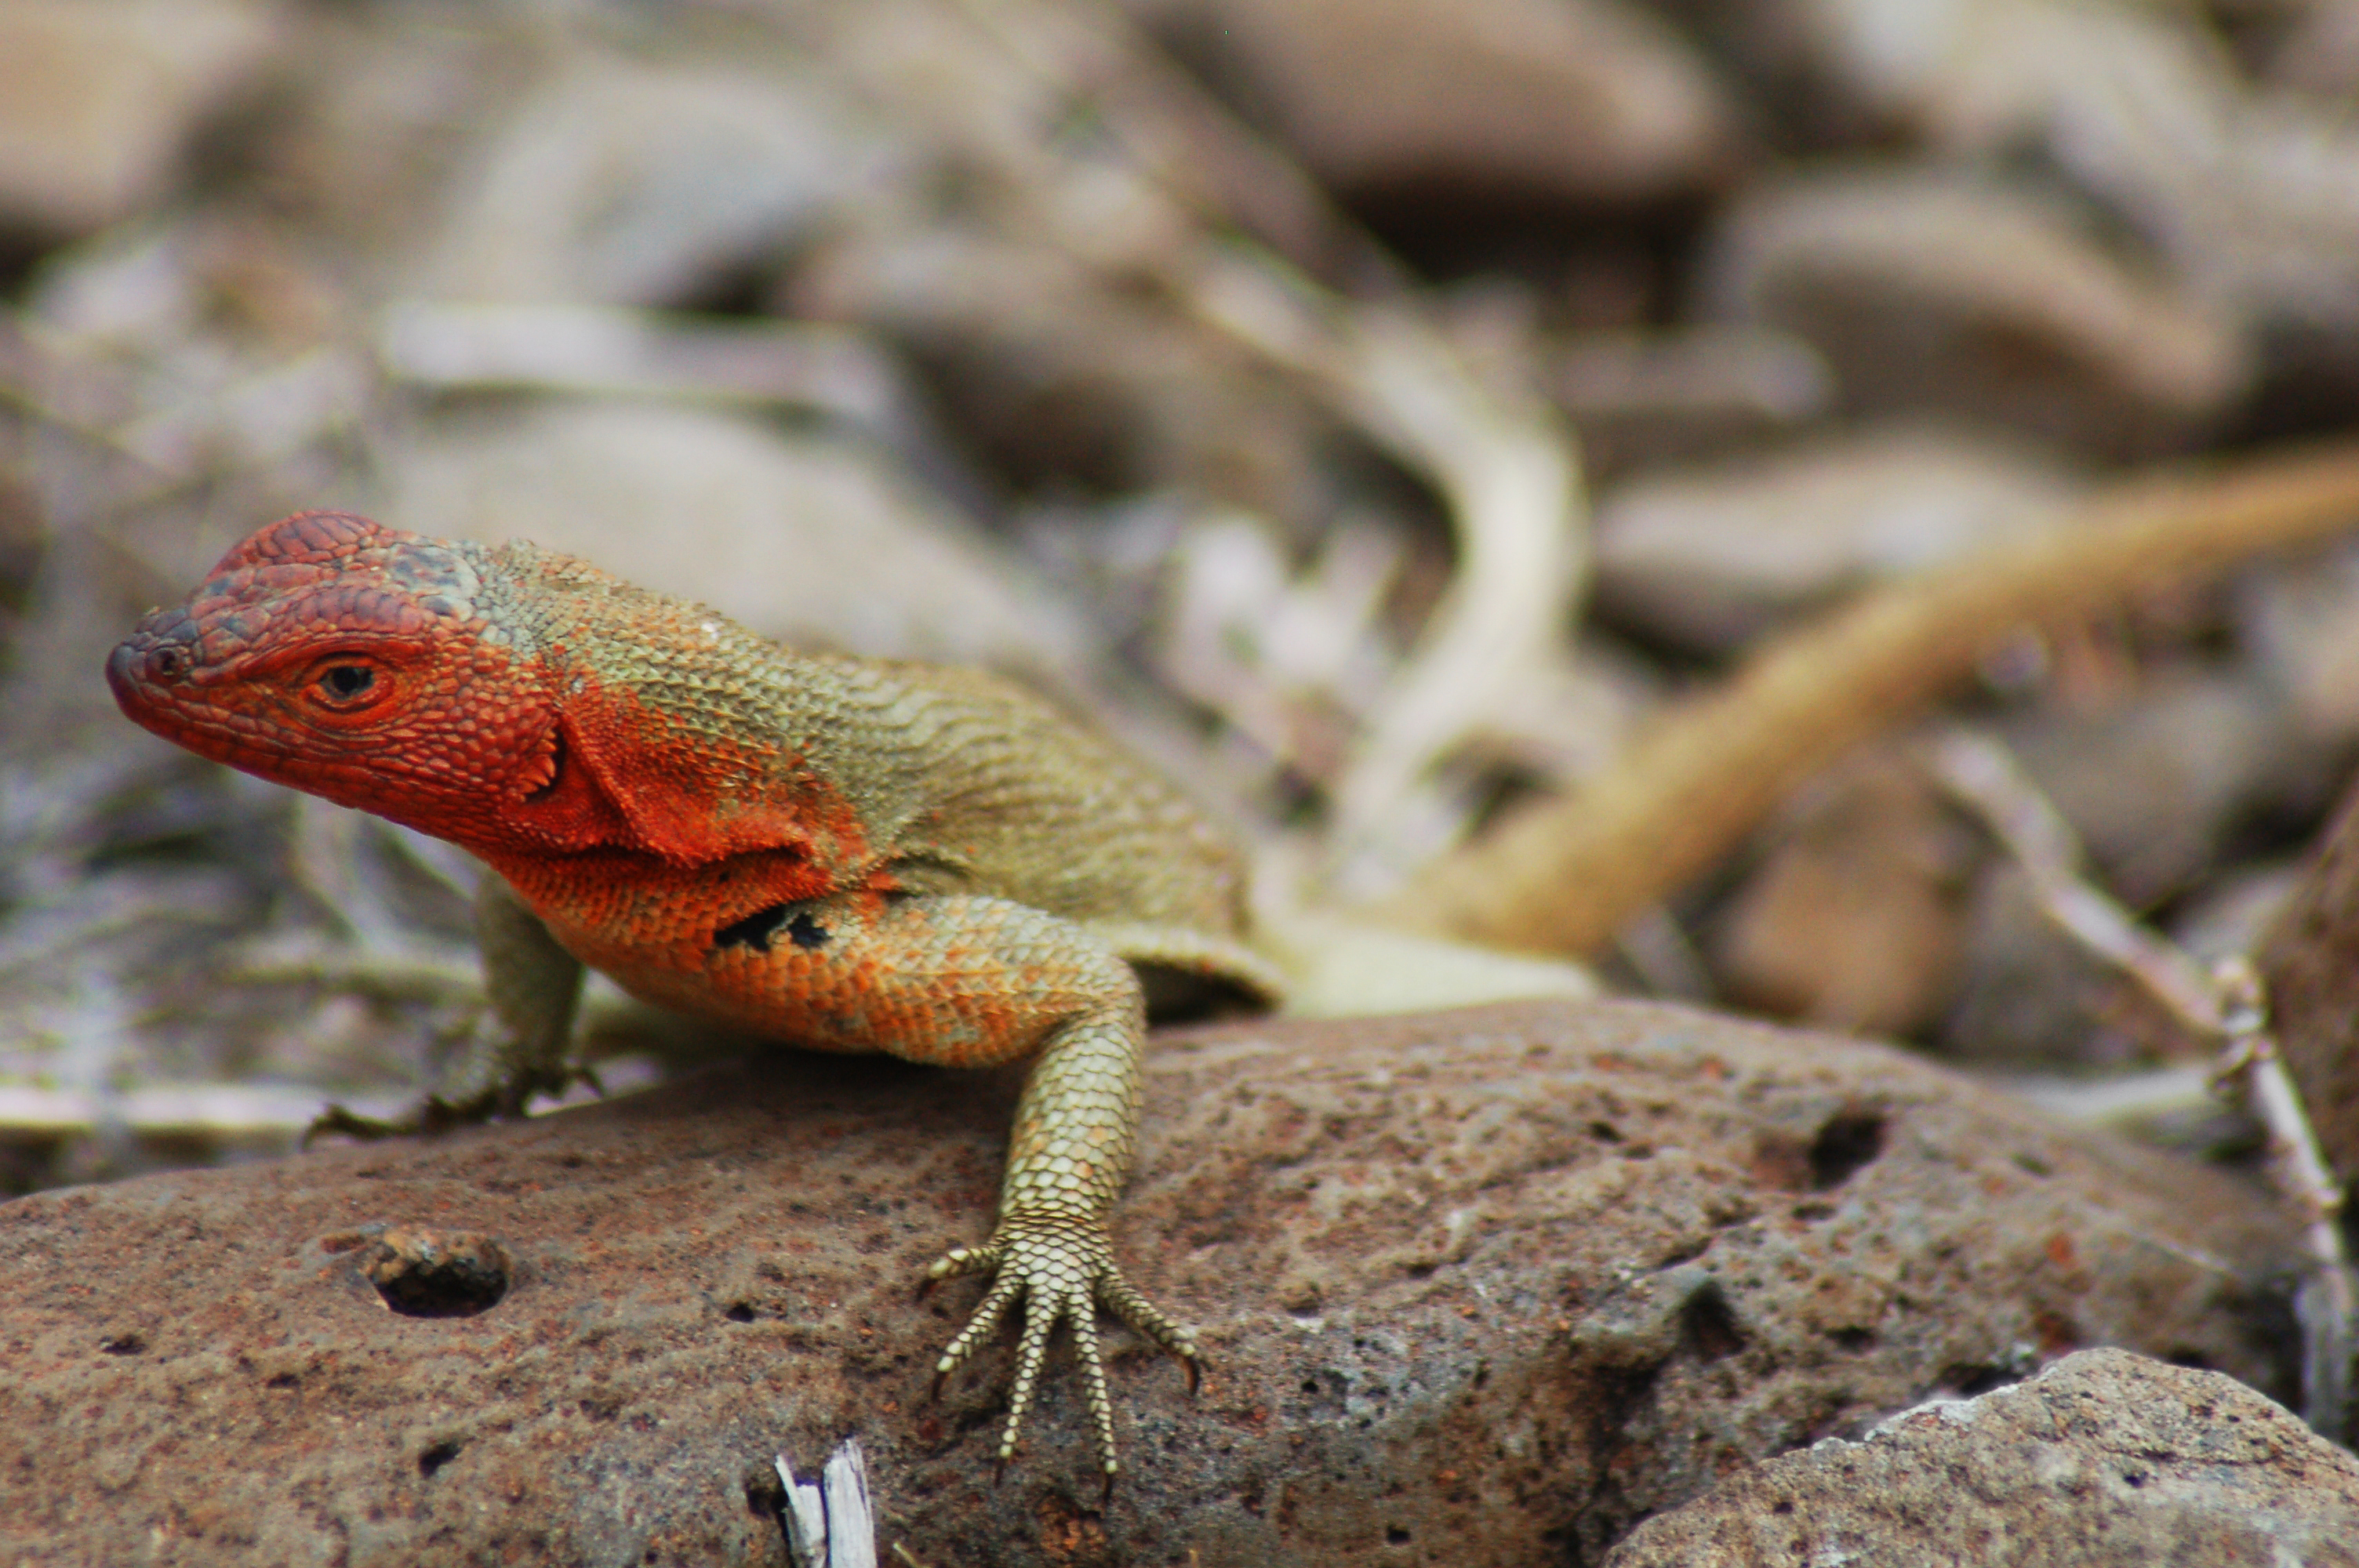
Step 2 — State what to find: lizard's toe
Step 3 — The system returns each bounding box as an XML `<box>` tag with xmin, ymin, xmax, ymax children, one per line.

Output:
<box><xmin>925</xmin><ymin>1240</ymin><xmax>1004</xmax><ymax>1285</ymax></box>
<box><xmin>932</xmin><ymin>1262</ymin><xmax>1020</xmax><ymax>1399</ymax></box>
<box><xmin>1100</xmin><ymin>1269</ymin><xmax>1201</xmax><ymax>1373</ymax></box>
<box><xmin>487</xmin><ymin>1062</ymin><xmax>593</xmax><ymax>1119</ymax></box>
<box><xmin>301</xmin><ymin>1102</ymin><xmax>413</xmax><ymax>1147</ymax></box>
<box><xmin>996</xmin><ymin>1275</ymin><xmax>1079</xmax><ymax>1468</ymax></box>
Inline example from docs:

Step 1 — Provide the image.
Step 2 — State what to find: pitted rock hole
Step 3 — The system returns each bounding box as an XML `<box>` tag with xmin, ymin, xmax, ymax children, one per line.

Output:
<box><xmin>416</xmin><ymin>1439</ymin><xmax>463</xmax><ymax>1479</ymax></box>
<box><xmin>360</xmin><ymin>1226</ymin><xmax>511</xmax><ymax>1318</ymax></box>
<box><xmin>742</xmin><ymin>1461</ymin><xmax>787</xmax><ymax>1523</ymax></box>
<box><xmin>1807</xmin><ymin>1110</ymin><xmax>1887</xmax><ymax>1190</ymax></box>
<box><xmin>1678</xmin><ymin>1279</ymin><xmax>1746</xmax><ymax>1363</ymax></box>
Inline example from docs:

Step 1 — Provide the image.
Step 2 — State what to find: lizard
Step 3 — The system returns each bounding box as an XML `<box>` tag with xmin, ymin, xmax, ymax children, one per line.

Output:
<box><xmin>111</xmin><ymin>447</ymin><xmax>2359</xmax><ymax>1490</ymax></box>
<box><xmin>105</xmin><ymin>508</ymin><xmax>1286</xmax><ymax>1486</ymax></box>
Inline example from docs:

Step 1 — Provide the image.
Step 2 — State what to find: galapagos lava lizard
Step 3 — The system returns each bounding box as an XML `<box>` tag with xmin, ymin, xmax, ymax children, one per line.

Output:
<box><xmin>107</xmin><ymin>509</ymin><xmax>1285</xmax><ymax>1483</ymax></box>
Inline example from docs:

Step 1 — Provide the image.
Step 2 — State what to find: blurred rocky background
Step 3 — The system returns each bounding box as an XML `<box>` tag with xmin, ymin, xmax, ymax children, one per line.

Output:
<box><xmin>7</xmin><ymin>0</ymin><xmax>2359</xmax><ymax>1187</ymax></box>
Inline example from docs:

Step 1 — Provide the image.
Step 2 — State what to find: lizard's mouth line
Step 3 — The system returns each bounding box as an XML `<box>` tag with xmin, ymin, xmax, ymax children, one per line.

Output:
<box><xmin>100</xmin><ymin>654</ymin><xmax>379</xmax><ymax>803</ymax></box>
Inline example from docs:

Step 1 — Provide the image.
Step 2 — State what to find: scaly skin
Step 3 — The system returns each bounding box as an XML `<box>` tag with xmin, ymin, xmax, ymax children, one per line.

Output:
<box><xmin>107</xmin><ymin>510</ymin><xmax>1281</xmax><ymax>1482</ymax></box>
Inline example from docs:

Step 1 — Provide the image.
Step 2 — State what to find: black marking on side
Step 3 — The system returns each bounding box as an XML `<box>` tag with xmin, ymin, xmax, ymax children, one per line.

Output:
<box><xmin>715</xmin><ymin>905</ymin><xmax>831</xmax><ymax>956</ymax></box>
<box><xmin>714</xmin><ymin>903</ymin><xmax>791</xmax><ymax>954</ymax></box>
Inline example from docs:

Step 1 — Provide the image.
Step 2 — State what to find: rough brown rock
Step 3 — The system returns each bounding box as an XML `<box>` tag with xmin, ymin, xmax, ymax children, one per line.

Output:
<box><xmin>1710</xmin><ymin>752</ymin><xmax>1979</xmax><ymax>1036</ymax></box>
<box><xmin>1593</xmin><ymin>424</ymin><xmax>2081</xmax><ymax>654</ymax></box>
<box><xmin>1144</xmin><ymin>0</ymin><xmax>1738</xmax><ymax>207</ymax></box>
<box><xmin>0</xmin><ymin>0</ymin><xmax>280</xmax><ymax>238</ymax></box>
<box><xmin>1601</xmin><ymin>1348</ymin><xmax>2359</xmax><ymax>1566</ymax></box>
<box><xmin>381</xmin><ymin>401</ymin><xmax>1087</xmax><ymax>674</ymax></box>
<box><xmin>1704</xmin><ymin>170</ymin><xmax>2250</xmax><ymax>456</ymax></box>
<box><xmin>0</xmin><ymin>1000</ymin><xmax>2304</xmax><ymax>1565</ymax></box>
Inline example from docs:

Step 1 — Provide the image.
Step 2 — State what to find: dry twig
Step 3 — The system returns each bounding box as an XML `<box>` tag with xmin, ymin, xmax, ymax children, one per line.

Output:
<box><xmin>1928</xmin><ymin>727</ymin><xmax>2354</xmax><ymax>1438</ymax></box>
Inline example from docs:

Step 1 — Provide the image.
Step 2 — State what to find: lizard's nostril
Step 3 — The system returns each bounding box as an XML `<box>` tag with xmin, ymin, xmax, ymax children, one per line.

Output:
<box><xmin>106</xmin><ymin>640</ymin><xmax>189</xmax><ymax>704</ymax></box>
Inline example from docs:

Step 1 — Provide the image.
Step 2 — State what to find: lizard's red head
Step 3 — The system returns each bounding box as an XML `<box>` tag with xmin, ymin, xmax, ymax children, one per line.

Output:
<box><xmin>107</xmin><ymin>511</ymin><xmax>563</xmax><ymax>852</ymax></box>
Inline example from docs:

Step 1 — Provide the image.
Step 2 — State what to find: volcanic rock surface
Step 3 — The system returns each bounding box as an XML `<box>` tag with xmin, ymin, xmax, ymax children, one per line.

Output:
<box><xmin>0</xmin><ymin>1000</ymin><xmax>2305</xmax><ymax>1565</ymax></box>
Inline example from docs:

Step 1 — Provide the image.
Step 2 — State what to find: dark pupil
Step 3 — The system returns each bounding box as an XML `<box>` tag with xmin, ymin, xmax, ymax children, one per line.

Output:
<box><xmin>322</xmin><ymin>666</ymin><xmax>374</xmax><ymax>699</ymax></box>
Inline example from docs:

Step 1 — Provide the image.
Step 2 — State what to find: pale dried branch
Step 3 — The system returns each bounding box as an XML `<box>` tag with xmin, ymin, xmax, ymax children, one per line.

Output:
<box><xmin>777</xmin><ymin>1437</ymin><xmax>878</xmax><ymax>1568</ymax></box>
<box><xmin>1995</xmin><ymin>1064</ymin><xmax>2215</xmax><ymax>1128</ymax></box>
<box><xmin>224</xmin><ymin>936</ymin><xmax>484</xmax><ymax>1005</ymax></box>
<box><xmin>936</xmin><ymin>0</ymin><xmax>1590</xmax><ymax>895</ymax></box>
<box><xmin>1183</xmin><ymin>263</ymin><xmax>1587</xmax><ymax>889</ymax></box>
<box><xmin>380</xmin><ymin>303</ymin><xmax>909</xmax><ymax>429</ymax></box>
<box><xmin>0</xmin><ymin>1081</ymin><xmax>411</xmax><ymax>1138</ymax></box>
<box><xmin>225</xmin><ymin>933</ymin><xmax>654</xmax><ymax>1040</ymax></box>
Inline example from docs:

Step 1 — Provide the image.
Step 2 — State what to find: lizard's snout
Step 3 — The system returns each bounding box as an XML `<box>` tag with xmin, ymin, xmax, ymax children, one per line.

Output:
<box><xmin>104</xmin><ymin>640</ymin><xmax>140</xmax><ymax>703</ymax></box>
<box><xmin>106</xmin><ymin>613</ymin><xmax>198</xmax><ymax>713</ymax></box>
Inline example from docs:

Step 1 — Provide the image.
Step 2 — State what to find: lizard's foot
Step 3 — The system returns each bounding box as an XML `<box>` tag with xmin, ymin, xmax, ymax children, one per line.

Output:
<box><xmin>302</xmin><ymin>1091</ymin><xmax>498</xmax><ymax>1146</ymax></box>
<box><xmin>925</xmin><ymin>1210</ymin><xmax>1199</xmax><ymax>1484</ymax></box>
<box><xmin>301</xmin><ymin>1063</ymin><xmax>602</xmax><ymax>1147</ymax></box>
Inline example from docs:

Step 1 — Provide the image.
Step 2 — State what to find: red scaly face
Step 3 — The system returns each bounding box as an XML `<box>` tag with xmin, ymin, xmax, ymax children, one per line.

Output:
<box><xmin>106</xmin><ymin>511</ymin><xmax>565</xmax><ymax>855</ymax></box>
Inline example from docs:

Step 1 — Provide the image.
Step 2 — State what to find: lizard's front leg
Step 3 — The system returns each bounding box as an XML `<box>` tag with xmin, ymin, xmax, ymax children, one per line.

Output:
<box><xmin>703</xmin><ymin>888</ymin><xmax>1192</xmax><ymax>1482</ymax></box>
<box><xmin>463</xmin><ymin>870</ymin><xmax>591</xmax><ymax>1114</ymax></box>
<box><xmin>310</xmin><ymin>873</ymin><xmax>588</xmax><ymax>1141</ymax></box>
<box><xmin>925</xmin><ymin>976</ymin><xmax>1199</xmax><ymax>1484</ymax></box>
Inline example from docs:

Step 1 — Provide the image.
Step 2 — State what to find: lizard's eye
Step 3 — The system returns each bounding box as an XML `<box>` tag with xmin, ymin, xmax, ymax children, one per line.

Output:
<box><xmin>307</xmin><ymin>662</ymin><xmax>386</xmax><ymax>710</ymax></box>
<box><xmin>321</xmin><ymin>665</ymin><xmax>373</xmax><ymax>699</ymax></box>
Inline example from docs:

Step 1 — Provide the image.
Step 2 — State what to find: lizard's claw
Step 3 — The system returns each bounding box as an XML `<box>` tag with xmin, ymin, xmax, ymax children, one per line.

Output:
<box><xmin>925</xmin><ymin>1210</ymin><xmax>1198</xmax><ymax>1484</ymax></box>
